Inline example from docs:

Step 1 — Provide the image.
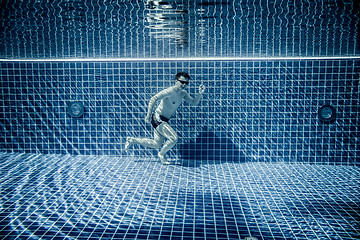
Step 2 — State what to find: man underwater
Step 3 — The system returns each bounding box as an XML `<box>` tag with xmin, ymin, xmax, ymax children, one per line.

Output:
<box><xmin>125</xmin><ymin>72</ymin><xmax>206</xmax><ymax>164</ymax></box>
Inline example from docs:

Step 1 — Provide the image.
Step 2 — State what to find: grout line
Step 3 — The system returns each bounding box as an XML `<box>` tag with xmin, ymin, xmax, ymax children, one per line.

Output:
<box><xmin>1</xmin><ymin>56</ymin><xmax>360</xmax><ymax>62</ymax></box>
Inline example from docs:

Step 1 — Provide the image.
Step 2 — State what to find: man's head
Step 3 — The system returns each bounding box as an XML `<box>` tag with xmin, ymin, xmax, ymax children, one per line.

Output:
<box><xmin>175</xmin><ymin>72</ymin><xmax>190</xmax><ymax>88</ymax></box>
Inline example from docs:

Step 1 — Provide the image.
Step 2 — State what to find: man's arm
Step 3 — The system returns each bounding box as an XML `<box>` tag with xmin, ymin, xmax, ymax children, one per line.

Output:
<box><xmin>145</xmin><ymin>87</ymin><xmax>173</xmax><ymax>123</ymax></box>
<box><xmin>184</xmin><ymin>84</ymin><xmax>206</xmax><ymax>106</ymax></box>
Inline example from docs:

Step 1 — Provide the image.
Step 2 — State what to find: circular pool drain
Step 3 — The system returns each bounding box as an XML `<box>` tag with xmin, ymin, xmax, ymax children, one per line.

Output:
<box><xmin>318</xmin><ymin>104</ymin><xmax>336</xmax><ymax>123</ymax></box>
<box><xmin>67</xmin><ymin>101</ymin><xmax>84</xmax><ymax>118</ymax></box>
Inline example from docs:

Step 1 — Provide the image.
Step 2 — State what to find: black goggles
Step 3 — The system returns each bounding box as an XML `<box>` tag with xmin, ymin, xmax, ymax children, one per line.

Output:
<box><xmin>177</xmin><ymin>79</ymin><xmax>189</xmax><ymax>85</ymax></box>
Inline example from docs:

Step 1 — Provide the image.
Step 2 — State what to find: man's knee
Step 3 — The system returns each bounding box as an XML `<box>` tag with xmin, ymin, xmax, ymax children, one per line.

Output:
<box><xmin>154</xmin><ymin>141</ymin><xmax>163</xmax><ymax>149</ymax></box>
<box><xmin>169</xmin><ymin>134</ymin><xmax>178</xmax><ymax>144</ymax></box>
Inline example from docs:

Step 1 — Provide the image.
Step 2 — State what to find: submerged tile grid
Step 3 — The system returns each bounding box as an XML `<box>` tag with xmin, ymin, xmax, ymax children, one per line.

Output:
<box><xmin>1</xmin><ymin>60</ymin><xmax>359</xmax><ymax>164</ymax></box>
<box><xmin>1</xmin><ymin>0</ymin><xmax>359</xmax><ymax>59</ymax></box>
<box><xmin>0</xmin><ymin>152</ymin><xmax>359</xmax><ymax>239</ymax></box>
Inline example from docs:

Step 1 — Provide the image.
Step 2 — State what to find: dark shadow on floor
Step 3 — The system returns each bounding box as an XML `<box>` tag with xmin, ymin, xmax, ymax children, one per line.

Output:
<box><xmin>178</xmin><ymin>126</ymin><xmax>245</xmax><ymax>167</ymax></box>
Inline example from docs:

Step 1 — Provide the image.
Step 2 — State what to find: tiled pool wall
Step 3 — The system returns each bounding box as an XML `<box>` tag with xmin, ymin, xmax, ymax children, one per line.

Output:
<box><xmin>1</xmin><ymin>0</ymin><xmax>359</xmax><ymax>59</ymax></box>
<box><xmin>1</xmin><ymin>60</ymin><xmax>359</xmax><ymax>164</ymax></box>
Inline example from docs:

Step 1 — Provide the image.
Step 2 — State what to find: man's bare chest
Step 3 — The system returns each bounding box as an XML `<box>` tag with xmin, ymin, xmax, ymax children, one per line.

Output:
<box><xmin>166</xmin><ymin>92</ymin><xmax>185</xmax><ymax>105</ymax></box>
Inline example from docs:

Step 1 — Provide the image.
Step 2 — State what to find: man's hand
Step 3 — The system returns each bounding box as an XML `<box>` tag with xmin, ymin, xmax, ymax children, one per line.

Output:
<box><xmin>199</xmin><ymin>84</ymin><xmax>206</xmax><ymax>94</ymax></box>
<box><xmin>145</xmin><ymin>114</ymin><xmax>151</xmax><ymax>123</ymax></box>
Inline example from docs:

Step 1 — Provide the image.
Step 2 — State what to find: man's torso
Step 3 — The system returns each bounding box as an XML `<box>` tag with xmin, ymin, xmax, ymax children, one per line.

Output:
<box><xmin>156</xmin><ymin>86</ymin><xmax>186</xmax><ymax>119</ymax></box>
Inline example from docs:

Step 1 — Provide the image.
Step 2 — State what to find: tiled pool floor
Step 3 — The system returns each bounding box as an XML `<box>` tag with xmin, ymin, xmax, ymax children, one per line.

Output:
<box><xmin>0</xmin><ymin>153</ymin><xmax>359</xmax><ymax>239</ymax></box>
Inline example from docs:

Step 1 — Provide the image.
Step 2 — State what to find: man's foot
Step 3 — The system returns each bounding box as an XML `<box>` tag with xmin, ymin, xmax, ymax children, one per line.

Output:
<box><xmin>125</xmin><ymin>137</ymin><xmax>134</xmax><ymax>151</ymax></box>
<box><xmin>158</xmin><ymin>153</ymin><xmax>171</xmax><ymax>165</ymax></box>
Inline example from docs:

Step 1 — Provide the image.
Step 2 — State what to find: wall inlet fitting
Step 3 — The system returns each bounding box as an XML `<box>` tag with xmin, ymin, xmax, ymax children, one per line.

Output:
<box><xmin>67</xmin><ymin>101</ymin><xmax>84</xmax><ymax>118</ymax></box>
<box><xmin>318</xmin><ymin>104</ymin><xmax>336</xmax><ymax>123</ymax></box>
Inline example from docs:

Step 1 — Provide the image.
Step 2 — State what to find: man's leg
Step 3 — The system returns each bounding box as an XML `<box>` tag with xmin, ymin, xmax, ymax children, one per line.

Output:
<box><xmin>156</xmin><ymin>123</ymin><xmax>178</xmax><ymax>163</ymax></box>
<box><xmin>125</xmin><ymin>128</ymin><xmax>165</xmax><ymax>150</ymax></box>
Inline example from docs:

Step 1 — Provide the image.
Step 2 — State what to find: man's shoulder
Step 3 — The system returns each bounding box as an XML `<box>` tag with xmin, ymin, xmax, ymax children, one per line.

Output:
<box><xmin>161</xmin><ymin>86</ymin><xmax>187</xmax><ymax>97</ymax></box>
<box><xmin>165</xmin><ymin>86</ymin><xmax>185</xmax><ymax>94</ymax></box>
<box><xmin>160</xmin><ymin>85</ymin><xmax>175</xmax><ymax>92</ymax></box>
<box><xmin>157</xmin><ymin>86</ymin><xmax>175</xmax><ymax>95</ymax></box>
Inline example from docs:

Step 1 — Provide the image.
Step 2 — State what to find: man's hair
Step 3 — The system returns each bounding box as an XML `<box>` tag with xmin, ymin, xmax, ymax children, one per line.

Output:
<box><xmin>175</xmin><ymin>72</ymin><xmax>190</xmax><ymax>80</ymax></box>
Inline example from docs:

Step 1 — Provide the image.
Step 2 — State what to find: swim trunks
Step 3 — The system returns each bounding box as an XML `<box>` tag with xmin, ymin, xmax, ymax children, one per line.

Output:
<box><xmin>151</xmin><ymin>112</ymin><xmax>170</xmax><ymax>129</ymax></box>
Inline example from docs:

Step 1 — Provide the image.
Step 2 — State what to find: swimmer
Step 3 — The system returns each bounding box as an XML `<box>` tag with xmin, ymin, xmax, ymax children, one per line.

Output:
<box><xmin>125</xmin><ymin>72</ymin><xmax>206</xmax><ymax>164</ymax></box>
